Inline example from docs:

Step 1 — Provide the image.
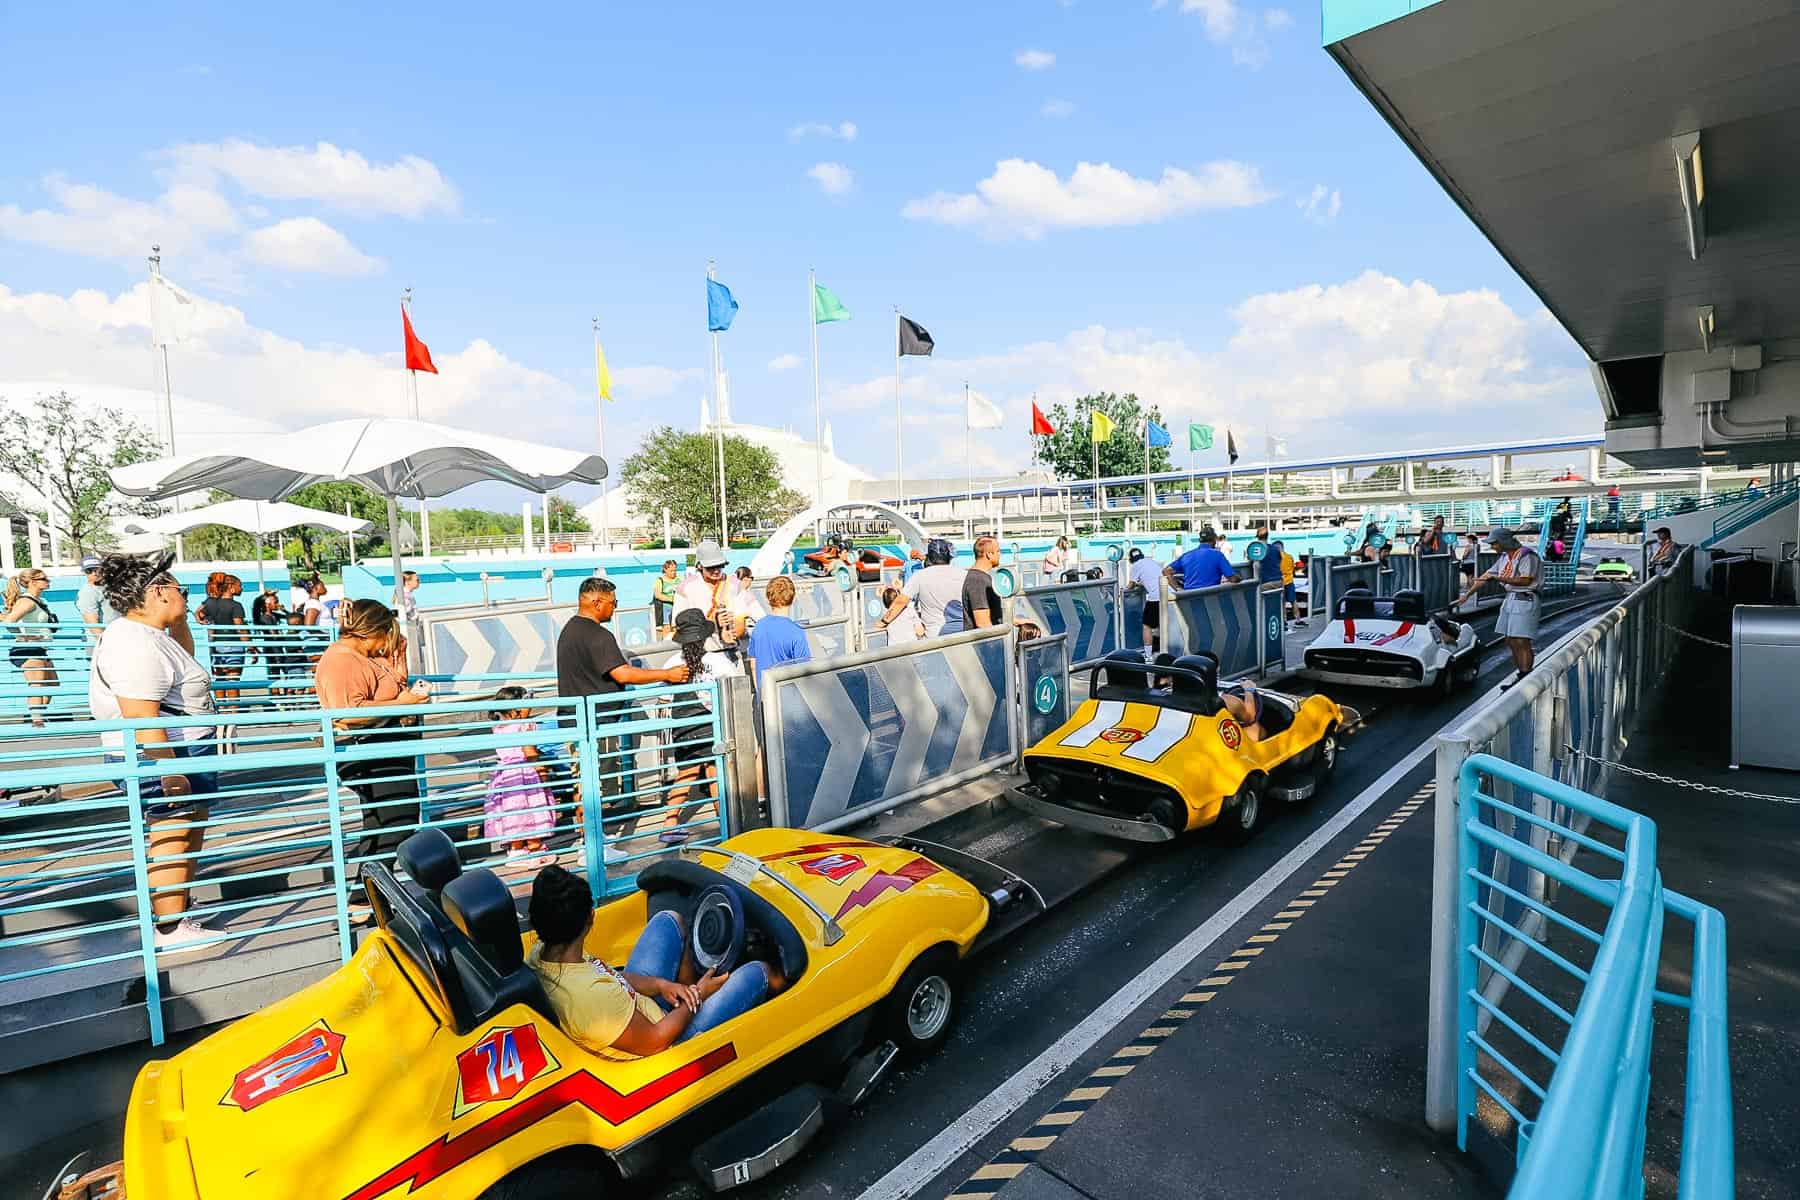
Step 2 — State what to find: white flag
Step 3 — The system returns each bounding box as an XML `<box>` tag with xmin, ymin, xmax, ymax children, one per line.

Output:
<box><xmin>967</xmin><ymin>389</ymin><xmax>1004</xmax><ymax>430</ymax></box>
<box><xmin>1266</xmin><ymin>433</ymin><xmax>1289</xmax><ymax>459</ymax></box>
<box><xmin>149</xmin><ymin>274</ymin><xmax>195</xmax><ymax>347</ymax></box>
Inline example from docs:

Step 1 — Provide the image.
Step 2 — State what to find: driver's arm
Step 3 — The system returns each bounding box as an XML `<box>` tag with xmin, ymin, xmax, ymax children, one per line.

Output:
<box><xmin>608</xmin><ymin>1001</ymin><xmax>697</xmax><ymax>1057</ymax></box>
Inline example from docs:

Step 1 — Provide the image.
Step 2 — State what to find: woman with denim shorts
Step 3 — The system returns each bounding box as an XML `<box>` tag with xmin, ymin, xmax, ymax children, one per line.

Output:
<box><xmin>87</xmin><ymin>553</ymin><xmax>218</xmax><ymax>954</ymax></box>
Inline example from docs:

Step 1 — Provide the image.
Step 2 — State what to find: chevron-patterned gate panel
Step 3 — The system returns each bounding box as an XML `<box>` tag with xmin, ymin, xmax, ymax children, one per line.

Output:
<box><xmin>1164</xmin><ymin>578</ymin><xmax>1262</xmax><ymax>678</ymax></box>
<box><xmin>1018</xmin><ymin>631</ymin><xmax>1071</xmax><ymax>749</ymax></box>
<box><xmin>1013</xmin><ymin>579</ymin><xmax>1120</xmax><ymax>667</ymax></box>
<box><xmin>1417</xmin><ymin>553</ymin><xmax>1456</xmax><ymax>612</ymax></box>
<box><xmin>1324</xmin><ymin>559</ymin><xmax>1380</xmax><ymax>619</ymax></box>
<box><xmin>762</xmin><ymin>627</ymin><xmax>1016</xmax><ymax>831</ymax></box>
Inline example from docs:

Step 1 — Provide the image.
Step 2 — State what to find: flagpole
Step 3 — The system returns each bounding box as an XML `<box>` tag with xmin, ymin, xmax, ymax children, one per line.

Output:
<box><xmin>1143</xmin><ymin>413</ymin><xmax>1151</xmax><ymax>537</ymax></box>
<box><xmin>592</xmin><ymin>318</ymin><xmax>610</xmax><ymax>553</ymax></box>
<box><xmin>147</xmin><ymin>246</ymin><xmax>187</xmax><ymax>563</ymax></box>
<box><xmin>894</xmin><ymin>307</ymin><xmax>903</xmax><ymax>513</ymax></box>
<box><xmin>1091</xmin><ymin>407</ymin><xmax>1099</xmax><ymax>538</ymax></box>
<box><xmin>403</xmin><ymin>287</ymin><xmax>430</xmax><ymax>560</ymax></box>
<box><xmin>1226</xmin><ymin>426</ymin><xmax>1234</xmax><ymax>535</ymax></box>
<box><xmin>964</xmin><ymin>382</ymin><xmax>973</xmax><ymax>515</ymax></box>
<box><xmin>810</xmin><ymin>269</ymin><xmax>824</xmax><ymax>547</ymax></box>
<box><xmin>709</xmin><ymin>260</ymin><xmax>729</xmax><ymax>546</ymax></box>
<box><xmin>1032</xmin><ymin>391</ymin><xmax>1041</xmax><ymax>528</ymax></box>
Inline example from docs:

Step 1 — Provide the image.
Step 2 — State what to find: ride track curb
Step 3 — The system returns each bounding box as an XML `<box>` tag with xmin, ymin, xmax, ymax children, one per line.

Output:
<box><xmin>941</xmin><ymin>779</ymin><xmax>1438</xmax><ymax>1200</ymax></box>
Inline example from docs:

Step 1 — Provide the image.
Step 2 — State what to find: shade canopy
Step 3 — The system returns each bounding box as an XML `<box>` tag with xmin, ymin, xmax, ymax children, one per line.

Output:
<box><xmin>110</xmin><ymin>417</ymin><xmax>607</xmax><ymax>503</ymax></box>
<box><xmin>124</xmin><ymin>499</ymin><xmax>372</xmax><ymax>537</ymax></box>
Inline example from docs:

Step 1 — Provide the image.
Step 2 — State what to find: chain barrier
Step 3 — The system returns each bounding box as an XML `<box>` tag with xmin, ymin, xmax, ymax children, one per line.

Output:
<box><xmin>1657</xmin><ymin>621</ymin><xmax>1731</xmax><ymax>650</ymax></box>
<box><xmin>1565</xmin><ymin>745</ymin><xmax>1800</xmax><ymax>806</ymax></box>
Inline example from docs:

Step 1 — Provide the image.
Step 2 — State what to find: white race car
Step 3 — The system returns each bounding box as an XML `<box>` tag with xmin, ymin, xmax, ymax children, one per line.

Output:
<box><xmin>1301</xmin><ymin>587</ymin><xmax>1479</xmax><ymax>693</ymax></box>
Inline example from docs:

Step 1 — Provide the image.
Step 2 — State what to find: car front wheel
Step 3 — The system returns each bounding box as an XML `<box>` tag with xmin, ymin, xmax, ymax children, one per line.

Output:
<box><xmin>883</xmin><ymin>949</ymin><xmax>958</xmax><ymax>1060</ymax></box>
<box><xmin>1216</xmin><ymin>775</ymin><xmax>1266</xmax><ymax>845</ymax></box>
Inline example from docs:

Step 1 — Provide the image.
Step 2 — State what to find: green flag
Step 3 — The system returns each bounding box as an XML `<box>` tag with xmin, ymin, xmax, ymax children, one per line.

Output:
<box><xmin>1188</xmin><ymin>422</ymin><xmax>1214</xmax><ymax>452</ymax></box>
<box><xmin>813</xmin><ymin>282</ymin><xmax>851</xmax><ymax>324</ymax></box>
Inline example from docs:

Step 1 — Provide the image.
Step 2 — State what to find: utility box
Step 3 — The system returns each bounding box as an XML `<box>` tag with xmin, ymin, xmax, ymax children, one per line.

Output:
<box><xmin>1732</xmin><ymin>606</ymin><xmax>1800</xmax><ymax>771</ymax></box>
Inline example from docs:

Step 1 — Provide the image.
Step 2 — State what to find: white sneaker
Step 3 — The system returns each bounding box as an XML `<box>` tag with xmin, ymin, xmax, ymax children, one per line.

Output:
<box><xmin>154</xmin><ymin>917</ymin><xmax>214</xmax><ymax>955</ymax></box>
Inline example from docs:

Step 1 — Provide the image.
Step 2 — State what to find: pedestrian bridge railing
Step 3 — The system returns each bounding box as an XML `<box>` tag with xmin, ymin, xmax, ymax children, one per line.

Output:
<box><xmin>1426</xmin><ymin>549</ymin><xmax>1706</xmax><ymax>1154</ymax></box>
<box><xmin>0</xmin><ymin>684</ymin><xmax>731</xmax><ymax>1056</ymax></box>
<box><xmin>1451</xmin><ymin>755</ymin><xmax>1731</xmax><ymax>1200</ymax></box>
<box><xmin>1</xmin><ymin>625</ymin><xmax>335</xmax><ymax>722</ymax></box>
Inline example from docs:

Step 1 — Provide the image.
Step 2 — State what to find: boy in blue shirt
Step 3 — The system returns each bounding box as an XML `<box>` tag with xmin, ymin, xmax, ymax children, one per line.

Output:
<box><xmin>745</xmin><ymin>575</ymin><xmax>811</xmax><ymax>684</ymax></box>
<box><xmin>1164</xmin><ymin>529</ymin><xmax>1240</xmax><ymax>592</ymax></box>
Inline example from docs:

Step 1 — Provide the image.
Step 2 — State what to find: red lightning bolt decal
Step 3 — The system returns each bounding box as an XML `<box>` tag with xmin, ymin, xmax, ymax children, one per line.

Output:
<box><xmin>757</xmin><ymin>839</ymin><xmax>876</xmax><ymax>863</ymax></box>
<box><xmin>1373</xmin><ymin>622</ymin><xmax>1414</xmax><ymax>646</ymax></box>
<box><xmin>833</xmin><ymin>857</ymin><xmax>941</xmax><ymax>920</ymax></box>
<box><xmin>342</xmin><ymin>1044</ymin><xmax>736</xmax><ymax>1200</ymax></box>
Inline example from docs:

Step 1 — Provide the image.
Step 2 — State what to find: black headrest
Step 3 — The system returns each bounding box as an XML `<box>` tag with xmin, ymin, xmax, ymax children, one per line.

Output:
<box><xmin>1392</xmin><ymin>589</ymin><xmax>1427</xmax><ymax>621</ymax></box>
<box><xmin>395</xmin><ymin>829</ymin><xmax>462</xmax><ymax>896</ymax></box>
<box><xmin>1151</xmin><ymin>651</ymin><xmax>1177</xmax><ymax>670</ymax></box>
<box><xmin>1337</xmin><ymin>587</ymin><xmax>1379</xmax><ymax>619</ymax></box>
<box><xmin>1171</xmin><ymin>653</ymin><xmax>1219</xmax><ymax>694</ymax></box>
<box><xmin>1101</xmin><ymin>648</ymin><xmax>1148</xmax><ymax>688</ymax></box>
<box><xmin>441</xmin><ymin>869</ymin><xmax>524</xmax><ymax>974</ymax></box>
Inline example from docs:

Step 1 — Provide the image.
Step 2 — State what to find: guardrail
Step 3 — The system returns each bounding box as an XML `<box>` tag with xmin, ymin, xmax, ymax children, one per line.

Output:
<box><xmin>1</xmin><ymin>625</ymin><xmax>336</xmax><ymax>722</ymax></box>
<box><xmin>1012</xmin><ymin>575</ymin><xmax>1124</xmax><ymax>668</ymax></box>
<box><xmin>1644</xmin><ymin>477</ymin><xmax>1798</xmax><ymax>523</ymax></box>
<box><xmin>0</xmin><ymin>684</ymin><xmax>730</xmax><ymax>1055</ymax></box>
<box><xmin>1452</xmin><ymin>755</ymin><xmax>1731</xmax><ymax>1199</ymax></box>
<box><xmin>1426</xmin><ymin>548</ymin><xmax>1699</xmax><ymax>1137</ymax></box>
<box><xmin>760</xmin><ymin>625</ymin><xmax>1016</xmax><ymax>831</ymax></box>
<box><xmin>1163</xmin><ymin>578</ymin><xmax>1284</xmax><ymax>680</ymax></box>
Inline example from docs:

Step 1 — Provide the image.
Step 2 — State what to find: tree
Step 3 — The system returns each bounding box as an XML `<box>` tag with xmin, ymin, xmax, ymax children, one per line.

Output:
<box><xmin>620</xmin><ymin>427</ymin><xmax>793</xmax><ymax>544</ymax></box>
<box><xmin>547</xmin><ymin>495</ymin><xmax>591</xmax><ymax>533</ymax></box>
<box><xmin>0</xmin><ymin>390</ymin><xmax>162</xmax><ymax>557</ymax></box>
<box><xmin>283</xmin><ymin>481</ymin><xmax>389</xmax><ymax>570</ymax></box>
<box><xmin>1033</xmin><ymin>393</ymin><xmax>1173</xmax><ymax>487</ymax></box>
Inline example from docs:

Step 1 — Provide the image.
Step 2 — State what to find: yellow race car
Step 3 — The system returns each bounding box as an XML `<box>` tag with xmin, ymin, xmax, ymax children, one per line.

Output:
<box><xmin>67</xmin><ymin>827</ymin><xmax>1039</xmax><ymax>1200</ymax></box>
<box><xmin>1007</xmin><ymin>651</ymin><xmax>1350</xmax><ymax>843</ymax></box>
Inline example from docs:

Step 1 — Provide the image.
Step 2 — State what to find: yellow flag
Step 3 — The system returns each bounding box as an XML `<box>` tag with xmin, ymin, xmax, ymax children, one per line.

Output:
<box><xmin>595</xmin><ymin>338</ymin><xmax>613</xmax><ymax>401</ymax></box>
<box><xmin>1090</xmin><ymin>409</ymin><xmax>1116</xmax><ymax>444</ymax></box>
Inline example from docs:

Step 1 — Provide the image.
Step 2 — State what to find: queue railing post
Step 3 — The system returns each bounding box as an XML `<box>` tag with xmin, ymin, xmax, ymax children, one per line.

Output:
<box><xmin>121</xmin><ymin>728</ymin><xmax>164</xmax><ymax>1048</ymax></box>
<box><xmin>576</xmin><ymin>700</ymin><xmax>605</xmax><ymax>898</ymax></box>
<box><xmin>320</xmin><ymin>719</ymin><xmax>354</xmax><ymax>961</ymax></box>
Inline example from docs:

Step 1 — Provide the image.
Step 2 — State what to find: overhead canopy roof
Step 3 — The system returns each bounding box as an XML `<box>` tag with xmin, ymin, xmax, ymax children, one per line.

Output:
<box><xmin>1326</xmin><ymin>0</ymin><xmax>1800</xmax><ymax>362</ymax></box>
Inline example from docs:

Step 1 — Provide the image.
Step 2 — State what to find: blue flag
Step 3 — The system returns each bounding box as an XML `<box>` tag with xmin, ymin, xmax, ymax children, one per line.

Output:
<box><xmin>707</xmin><ymin>278</ymin><xmax>739</xmax><ymax>332</ymax></box>
<box><xmin>1145</xmin><ymin>418</ymin><xmax>1171</xmax><ymax>448</ymax></box>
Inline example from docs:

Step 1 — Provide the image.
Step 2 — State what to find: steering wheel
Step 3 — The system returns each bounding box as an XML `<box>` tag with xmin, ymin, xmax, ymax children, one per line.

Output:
<box><xmin>690</xmin><ymin>885</ymin><xmax>746</xmax><ymax>974</ymax></box>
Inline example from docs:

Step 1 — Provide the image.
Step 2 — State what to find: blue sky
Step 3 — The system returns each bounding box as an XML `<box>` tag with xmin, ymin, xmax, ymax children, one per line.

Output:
<box><xmin>0</xmin><ymin>1</ymin><xmax>1596</xmax><ymax>495</ymax></box>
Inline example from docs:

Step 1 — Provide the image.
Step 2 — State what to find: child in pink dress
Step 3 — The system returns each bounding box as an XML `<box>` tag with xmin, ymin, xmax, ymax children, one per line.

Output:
<box><xmin>484</xmin><ymin>687</ymin><xmax>556</xmax><ymax>862</ymax></box>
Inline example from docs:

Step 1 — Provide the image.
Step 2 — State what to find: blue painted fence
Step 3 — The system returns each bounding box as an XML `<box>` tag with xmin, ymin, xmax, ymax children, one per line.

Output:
<box><xmin>1012</xmin><ymin>577</ymin><xmax>1122</xmax><ymax>667</ymax></box>
<box><xmin>1163</xmin><ymin>579</ymin><xmax>1284</xmax><ymax>680</ymax></box>
<box><xmin>0</xmin><ymin>685</ymin><xmax>729</xmax><ymax>1050</ymax></box>
<box><xmin>1455</xmin><ymin>755</ymin><xmax>1732</xmax><ymax>1200</ymax></box>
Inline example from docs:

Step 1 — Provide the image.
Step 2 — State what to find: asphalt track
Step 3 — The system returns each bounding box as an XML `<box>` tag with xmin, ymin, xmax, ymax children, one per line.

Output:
<box><xmin>641</xmin><ymin>594</ymin><xmax>1617</xmax><ymax>1200</ymax></box>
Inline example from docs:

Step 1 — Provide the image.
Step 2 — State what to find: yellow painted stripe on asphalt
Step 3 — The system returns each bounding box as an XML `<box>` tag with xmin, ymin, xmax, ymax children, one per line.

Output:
<box><xmin>1115</xmin><ymin>1044</ymin><xmax>1157</xmax><ymax>1058</ymax></box>
<box><xmin>1248</xmin><ymin>933</ymin><xmax>1279</xmax><ymax>944</ymax></box>
<box><xmin>1093</xmin><ymin>1064</ymin><xmax>1136</xmax><ymax>1078</ymax></box>
<box><xmin>1275</xmin><ymin>909</ymin><xmax>1305</xmax><ymax>919</ymax></box>
<box><xmin>1182</xmin><ymin>991</ymin><xmax>1218</xmax><ymax>1002</ymax></box>
<box><xmin>972</xmin><ymin>1162</ymin><xmax>1028</xmax><ymax>1181</ymax></box>
<box><xmin>1230</xmin><ymin>947</ymin><xmax>1264</xmax><ymax>957</ymax></box>
<box><xmin>1199</xmin><ymin>975</ymin><xmax>1235</xmax><ymax>985</ymax></box>
<box><xmin>1142</xmin><ymin>1026</ymin><xmax>1178</xmax><ymax>1038</ymax></box>
<box><xmin>1261</xmin><ymin>921</ymin><xmax>1293</xmax><ymax>930</ymax></box>
<box><xmin>1300</xmin><ymin>888</ymin><xmax>1329</xmax><ymax>897</ymax></box>
<box><xmin>1162</xmin><ymin>1008</ymin><xmax>1195</xmax><ymax>1020</ymax></box>
<box><xmin>1214</xmin><ymin>960</ymin><xmax>1249</xmax><ymax>970</ymax></box>
<box><xmin>1066</xmin><ymin>1086</ymin><xmax>1112</xmax><ymax>1102</ymax></box>
<box><xmin>1012</xmin><ymin>1135</ymin><xmax>1059</xmax><ymax>1152</ymax></box>
<box><xmin>1288</xmin><ymin>899</ymin><xmax>1315</xmax><ymax>908</ymax></box>
<box><xmin>1037</xmin><ymin>1110</ymin><xmax>1085</xmax><ymax>1125</ymax></box>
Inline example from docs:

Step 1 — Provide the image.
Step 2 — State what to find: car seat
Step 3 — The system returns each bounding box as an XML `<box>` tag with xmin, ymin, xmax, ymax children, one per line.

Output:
<box><xmin>1170</xmin><ymin>653</ymin><xmax>1222</xmax><ymax>715</ymax></box>
<box><xmin>1336</xmin><ymin>587</ymin><xmax>1379</xmax><ymax>620</ymax></box>
<box><xmin>439</xmin><ymin>868</ymin><xmax>557</xmax><ymax>1025</ymax></box>
<box><xmin>1391</xmin><ymin>589</ymin><xmax>1427</xmax><ymax>623</ymax></box>
<box><xmin>395</xmin><ymin>828</ymin><xmax>462</xmax><ymax>902</ymax></box>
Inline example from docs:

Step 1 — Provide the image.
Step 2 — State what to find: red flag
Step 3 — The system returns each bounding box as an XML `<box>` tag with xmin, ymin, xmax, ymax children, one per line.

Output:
<box><xmin>402</xmin><ymin>306</ymin><xmax>438</xmax><ymax>375</ymax></box>
<box><xmin>1031</xmin><ymin>402</ymin><xmax>1055</xmax><ymax>436</ymax></box>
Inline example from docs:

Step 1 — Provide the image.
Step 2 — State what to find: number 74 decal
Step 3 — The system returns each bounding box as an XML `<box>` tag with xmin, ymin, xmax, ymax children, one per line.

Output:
<box><xmin>454</xmin><ymin>1025</ymin><xmax>560</xmax><ymax>1117</ymax></box>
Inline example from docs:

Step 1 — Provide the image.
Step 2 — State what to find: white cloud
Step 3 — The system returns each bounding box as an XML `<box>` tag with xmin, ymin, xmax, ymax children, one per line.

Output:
<box><xmin>611</xmin><ymin>365</ymin><xmax>703</xmax><ymax>397</ymax></box>
<box><xmin>902</xmin><ymin>157</ymin><xmax>1272</xmax><ymax>237</ymax></box>
<box><xmin>0</xmin><ymin>175</ymin><xmax>239</xmax><ymax>270</ymax></box>
<box><xmin>807</xmin><ymin>162</ymin><xmax>855</xmax><ymax>197</ymax></box>
<box><xmin>1162</xmin><ymin>0</ymin><xmax>1288</xmax><ymax>68</ymax></box>
<box><xmin>1014</xmin><ymin>49</ymin><xmax>1057</xmax><ymax>70</ymax></box>
<box><xmin>1298</xmin><ymin>184</ymin><xmax>1342</xmax><ymax>224</ymax></box>
<box><xmin>787</xmin><ymin>121</ymin><xmax>858</xmax><ymax>142</ymax></box>
<box><xmin>1264</xmin><ymin>8</ymin><xmax>1293</xmax><ymax>29</ymax></box>
<box><xmin>768</xmin><ymin>353</ymin><xmax>804</xmax><ymax>371</ymax></box>
<box><xmin>816</xmin><ymin>271</ymin><xmax>1587</xmax><ymax>475</ymax></box>
<box><xmin>241</xmin><ymin>217</ymin><xmax>381</xmax><ymax>275</ymax></box>
<box><xmin>1179</xmin><ymin>0</ymin><xmax>1240</xmax><ymax>39</ymax></box>
<box><xmin>166</xmin><ymin>140</ymin><xmax>459</xmax><ymax>218</ymax></box>
<box><xmin>1041</xmin><ymin>98</ymin><xmax>1076</xmax><ymax>118</ymax></box>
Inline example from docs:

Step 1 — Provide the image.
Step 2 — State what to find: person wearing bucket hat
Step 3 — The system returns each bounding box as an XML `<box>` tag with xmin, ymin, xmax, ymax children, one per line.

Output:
<box><xmin>1456</xmin><ymin>526</ymin><xmax>1541</xmax><ymax>685</ymax></box>
<box><xmin>675</xmin><ymin>540</ymin><xmax>733</xmax><ymax>632</ymax></box>
<box><xmin>658</xmin><ymin>608</ymin><xmax>743</xmax><ymax>842</ymax></box>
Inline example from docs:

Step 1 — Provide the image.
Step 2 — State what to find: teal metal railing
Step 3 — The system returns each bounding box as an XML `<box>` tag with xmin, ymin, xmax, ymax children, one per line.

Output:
<box><xmin>1643</xmin><ymin>476</ymin><xmax>1800</xmax><ymax>525</ymax></box>
<box><xmin>0</xmin><ymin>625</ymin><xmax>337</xmax><ymax>721</ymax></box>
<box><xmin>0</xmin><ymin>683</ymin><xmax>729</xmax><ymax>1046</ymax></box>
<box><xmin>1455</xmin><ymin>755</ymin><xmax>1732</xmax><ymax>1199</ymax></box>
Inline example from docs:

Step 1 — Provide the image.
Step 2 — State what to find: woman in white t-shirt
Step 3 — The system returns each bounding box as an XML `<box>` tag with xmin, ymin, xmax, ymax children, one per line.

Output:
<box><xmin>88</xmin><ymin>553</ymin><xmax>218</xmax><ymax>953</ymax></box>
<box><xmin>1043</xmin><ymin>536</ymin><xmax>1071</xmax><ymax>580</ymax></box>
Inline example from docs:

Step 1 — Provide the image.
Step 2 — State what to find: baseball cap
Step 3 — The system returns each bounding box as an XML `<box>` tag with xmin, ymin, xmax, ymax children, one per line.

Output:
<box><xmin>1127</xmin><ymin>548</ymin><xmax>1144</xmax><ymax>563</ymax></box>
<box><xmin>80</xmin><ymin>555</ymin><xmax>101</xmax><ymax>570</ymax></box>
<box><xmin>695</xmin><ymin>540</ymin><xmax>729</xmax><ymax>569</ymax></box>
<box><xmin>1486</xmin><ymin>527</ymin><xmax>1520</xmax><ymax>548</ymax></box>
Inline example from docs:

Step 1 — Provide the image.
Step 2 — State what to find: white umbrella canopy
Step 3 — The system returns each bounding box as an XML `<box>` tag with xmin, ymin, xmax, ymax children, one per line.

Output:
<box><xmin>111</xmin><ymin>418</ymin><xmax>608</xmax><ymax>607</ymax></box>
<box><xmin>124</xmin><ymin>498</ymin><xmax>372</xmax><ymax>537</ymax></box>
<box><xmin>110</xmin><ymin>418</ymin><xmax>607</xmax><ymax>503</ymax></box>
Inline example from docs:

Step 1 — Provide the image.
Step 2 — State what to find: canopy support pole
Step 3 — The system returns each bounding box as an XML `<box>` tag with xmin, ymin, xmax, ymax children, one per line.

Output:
<box><xmin>388</xmin><ymin>495</ymin><xmax>405</xmax><ymax>609</ymax></box>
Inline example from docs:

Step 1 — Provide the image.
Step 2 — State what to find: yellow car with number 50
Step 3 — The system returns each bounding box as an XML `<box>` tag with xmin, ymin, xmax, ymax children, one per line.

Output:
<box><xmin>1008</xmin><ymin>651</ymin><xmax>1350</xmax><ymax>843</ymax></box>
<box><xmin>64</xmin><ymin>827</ymin><xmax>1036</xmax><ymax>1200</ymax></box>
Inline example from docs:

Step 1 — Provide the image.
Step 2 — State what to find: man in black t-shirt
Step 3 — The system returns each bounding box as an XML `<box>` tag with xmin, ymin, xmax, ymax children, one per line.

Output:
<box><xmin>960</xmin><ymin>536</ymin><xmax>1005</xmax><ymax>629</ymax></box>
<box><xmin>557</xmin><ymin>579</ymin><xmax>688</xmax><ymax>802</ymax></box>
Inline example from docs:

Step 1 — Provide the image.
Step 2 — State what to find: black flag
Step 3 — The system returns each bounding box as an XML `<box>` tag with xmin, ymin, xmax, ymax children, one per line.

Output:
<box><xmin>898</xmin><ymin>315</ymin><xmax>934</xmax><ymax>357</ymax></box>
<box><xmin>1227</xmin><ymin>428</ymin><xmax>1239</xmax><ymax>464</ymax></box>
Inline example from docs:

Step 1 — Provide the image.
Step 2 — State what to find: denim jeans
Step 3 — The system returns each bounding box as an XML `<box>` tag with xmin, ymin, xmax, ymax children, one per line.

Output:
<box><xmin>623</xmin><ymin>910</ymin><xmax>769</xmax><ymax>1041</ymax></box>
